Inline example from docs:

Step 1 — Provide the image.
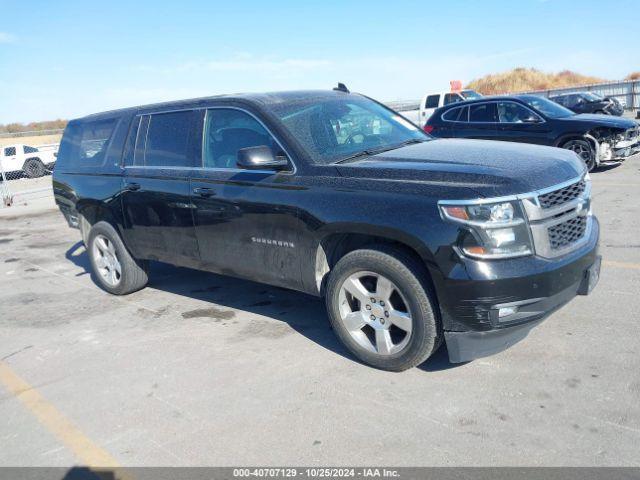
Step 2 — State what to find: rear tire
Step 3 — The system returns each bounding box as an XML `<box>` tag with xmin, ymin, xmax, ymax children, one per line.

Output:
<box><xmin>23</xmin><ymin>158</ymin><xmax>45</xmax><ymax>178</ymax></box>
<box><xmin>325</xmin><ymin>246</ymin><xmax>441</xmax><ymax>371</ymax></box>
<box><xmin>561</xmin><ymin>139</ymin><xmax>596</xmax><ymax>172</ymax></box>
<box><xmin>87</xmin><ymin>221</ymin><xmax>148</xmax><ymax>295</ymax></box>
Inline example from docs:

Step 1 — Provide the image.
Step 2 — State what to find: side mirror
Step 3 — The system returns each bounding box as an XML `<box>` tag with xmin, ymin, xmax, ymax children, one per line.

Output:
<box><xmin>523</xmin><ymin>115</ymin><xmax>542</xmax><ymax>123</ymax></box>
<box><xmin>236</xmin><ymin>145</ymin><xmax>289</xmax><ymax>171</ymax></box>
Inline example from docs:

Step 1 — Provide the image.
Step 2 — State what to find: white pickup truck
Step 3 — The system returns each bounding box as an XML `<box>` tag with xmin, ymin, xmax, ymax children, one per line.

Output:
<box><xmin>1</xmin><ymin>143</ymin><xmax>58</xmax><ymax>178</ymax></box>
<box><xmin>401</xmin><ymin>89</ymin><xmax>483</xmax><ymax>127</ymax></box>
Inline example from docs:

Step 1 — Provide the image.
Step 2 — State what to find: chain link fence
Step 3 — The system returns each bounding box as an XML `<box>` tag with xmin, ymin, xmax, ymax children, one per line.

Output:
<box><xmin>1</xmin><ymin>141</ymin><xmax>58</xmax><ymax>208</ymax></box>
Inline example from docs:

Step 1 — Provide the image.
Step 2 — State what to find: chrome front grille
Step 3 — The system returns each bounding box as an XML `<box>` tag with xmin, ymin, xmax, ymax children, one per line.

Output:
<box><xmin>538</xmin><ymin>180</ymin><xmax>586</xmax><ymax>209</ymax></box>
<box><xmin>521</xmin><ymin>176</ymin><xmax>592</xmax><ymax>258</ymax></box>
<box><xmin>548</xmin><ymin>216</ymin><xmax>588</xmax><ymax>250</ymax></box>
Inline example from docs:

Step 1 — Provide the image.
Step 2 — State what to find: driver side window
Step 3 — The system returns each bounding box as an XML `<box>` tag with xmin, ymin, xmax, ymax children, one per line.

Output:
<box><xmin>203</xmin><ymin>109</ymin><xmax>278</xmax><ymax>169</ymax></box>
<box><xmin>497</xmin><ymin>102</ymin><xmax>541</xmax><ymax>123</ymax></box>
<box><xmin>328</xmin><ymin>103</ymin><xmax>393</xmax><ymax>146</ymax></box>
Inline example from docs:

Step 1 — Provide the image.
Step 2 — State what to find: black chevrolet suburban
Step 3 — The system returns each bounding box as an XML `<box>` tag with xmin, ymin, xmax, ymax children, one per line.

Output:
<box><xmin>53</xmin><ymin>89</ymin><xmax>600</xmax><ymax>371</ymax></box>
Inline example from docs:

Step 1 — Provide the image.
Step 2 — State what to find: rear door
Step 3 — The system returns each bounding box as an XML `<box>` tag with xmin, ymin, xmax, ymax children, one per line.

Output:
<box><xmin>120</xmin><ymin>110</ymin><xmax>201</xmax><ymax>266</ymax></box>
<box><xmin>436</xmin><ymin>105</ymin><xmax>469</xmax><ymax>138</ymax></box>
<box><xmin>458</xmin><ymin>102</ymin><xmax>502</xmax><ymax>140</ymax></box>
<box><xmin>190</xmin><ymin>107</ymin><xmax>303</xmax><ymax>290</ymax></box>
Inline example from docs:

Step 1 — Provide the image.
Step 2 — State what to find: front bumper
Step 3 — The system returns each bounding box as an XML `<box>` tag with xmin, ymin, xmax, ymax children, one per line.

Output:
<box><xmin>436</xmin><ymin>217</ymin><xmax>600</xmax><ymax>363</ymax></box>
<box><xmin>600</xmin><ymin>128</ymin><xmax>640</xmax><ymax>162</ymax></box>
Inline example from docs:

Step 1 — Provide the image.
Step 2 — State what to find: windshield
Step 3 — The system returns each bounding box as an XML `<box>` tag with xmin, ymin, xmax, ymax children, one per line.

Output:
<box><xmin>270</xmin><ymin>95</ymin><xmax>428</xmax><ymax>165</ymax></box>
<box><xmin>520</xmin><ymin>96</ymin><xmax>574</xmax><ymax>119</ymax></box>
<box><xmin>460</xmin><ymin>90</ymin><xmax>483</xmax><ymax>100</ymax></box>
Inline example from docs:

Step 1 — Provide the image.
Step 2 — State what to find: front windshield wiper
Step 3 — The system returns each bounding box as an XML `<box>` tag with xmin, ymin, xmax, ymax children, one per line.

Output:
<box><xmin>333</xmin><ymin>138</ymin><xmax>427</xmax><ymax>164</ymax></box>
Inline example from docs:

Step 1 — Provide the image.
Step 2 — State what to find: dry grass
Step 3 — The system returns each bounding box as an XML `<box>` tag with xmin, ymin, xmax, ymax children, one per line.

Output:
<box><xmin>626</xmin><ymin>72</ymin><xmax>640</xmax><ymax>81</ymax></box>
<box><xmin>466</xmin><ymin>67</ymin><xmax>608</xmax><ymax>95</ymax></box>
<box><xmin>0</xmin><ymin>133</ymin><xmax>62</xmax><ymax>147</ymax></box>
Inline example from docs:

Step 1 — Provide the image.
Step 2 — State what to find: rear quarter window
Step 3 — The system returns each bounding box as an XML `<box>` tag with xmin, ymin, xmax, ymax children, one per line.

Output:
<box><xmin>57</xmin><ymin>117</ymin><xmax>119</xmax><ymax>170</ymax></box>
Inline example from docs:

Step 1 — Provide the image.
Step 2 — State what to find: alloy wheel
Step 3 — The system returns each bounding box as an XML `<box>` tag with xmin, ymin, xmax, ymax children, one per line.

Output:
<box><xmin>92</xmin><ymin>234</ymin><xmax>122</xmax><ymax>286</ymax></box>
<box><xmin>337</xmin><ymin>271</ymin><xmax>413</xmax><ymax>355</ymax></box>
<box><xmin>565</xmin><ymin>140</ymin><xmax>593</xmax><ymax>163</ymax></box>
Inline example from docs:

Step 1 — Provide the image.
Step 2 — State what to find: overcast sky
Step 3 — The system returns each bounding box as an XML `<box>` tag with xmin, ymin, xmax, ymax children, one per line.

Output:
<box><xmin>0</xmin><ymin>0</ymin><xmax>637</xmax><ymax>123</ymax></box>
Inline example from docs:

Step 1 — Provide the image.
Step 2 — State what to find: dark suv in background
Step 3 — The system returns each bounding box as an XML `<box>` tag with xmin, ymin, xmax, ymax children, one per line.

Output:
<box><xmin>425</xmin><ymin>95</ymin><xmax>639</xmax><ymax>170</ymax></box>
<box><xmin>53</xmin><ymin>89</ymin><xmax>600</xmax><ymax>371</ymax></box>
<box><xmin>550</xmin><ymin>92</ymin><xmax>624</xmax><ymax>116</ymax></box>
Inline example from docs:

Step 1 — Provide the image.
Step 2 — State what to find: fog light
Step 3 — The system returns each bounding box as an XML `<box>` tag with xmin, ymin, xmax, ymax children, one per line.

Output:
<box><xmin>498</xmin><ymin>306</ymin><xmax>518</xmax><ymax>318</ymax></box>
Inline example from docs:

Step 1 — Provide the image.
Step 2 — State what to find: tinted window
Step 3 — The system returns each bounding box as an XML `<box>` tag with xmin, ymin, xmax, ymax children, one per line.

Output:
<box><xmin>442</xmin><ymin>107</ymin><xmax>461</xmax><ymax>121</ymax></box>
<box><xmin>497</xmin><ymin>102</ymin><xmax>541</xmax><ymax>123</ymax></box>
<box><xmin>442</xmin><ymin>106</ymin><xmax>469</xmax><ymax>122</ymax></box>
<box><xmin>133</xmin><ymin>116</ymin><xmax>150</xmax><ymax>166</ymax></box>
<box><xmin>444</xmin><ymin>93</ymin><xmax>462</xmax><ymax>105</ymax></box>
<box><xmin>457</xmin><ymin>106</ymin><xmax>469</xmax><ymax>122</ymax></box>
<box><xmin>23</xmin><ymin>145</ymin><xmax>39</xmax><ymax>153</ymax></box>
<box><xmin>271</xmin><ymin>95</ymin><xmax>426</xmax><ymax>165</ymax></box>
<box><xmin>425</xmin><ymin>95</ymin><xmax>440</xmax><ymax>108</ymax></box>
<box><xmin>142</xmin><ymin>110</ymin><xmax>198</xmax><ymax>167</ymax></box>
<box><xmin>551</xmin><ymin>96</ymin><xmax>567</xmax><ymax>106</ymax></box>
<box><xmin>4</xmin><ymin>147</ymin><xmax>16</xmax><ymax>156</ymax></box>
<box><xmin>203</xmin><ymin>109</ymin><xmax>278</xmax><ymax>169</ymax></box>
<box><xmin>469</xmin><ymin>103</ymin><xmax>498</xmax><ymax>122</ymax></box>
<box><xmin>57</xmin><ymin>118</ymin><xmax>118</xmax><ymax>169</ymax></box>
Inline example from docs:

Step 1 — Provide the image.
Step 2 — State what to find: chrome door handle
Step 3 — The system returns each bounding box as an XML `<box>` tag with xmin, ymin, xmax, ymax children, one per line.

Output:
<box><xmin>193</xmin><ymin>187</ymin><xmax>215</xmax><ymax>197</ymax></box>
<box><xmin>125</xmin><ymin>182</ymin><xmax>141</xmax><ymax>191</ymax></box>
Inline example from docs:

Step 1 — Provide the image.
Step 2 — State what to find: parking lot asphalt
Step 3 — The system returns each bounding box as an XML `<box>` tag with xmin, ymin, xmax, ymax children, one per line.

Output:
<box><xmin>1</xmin><ymin>155</ymin><xmax>639</xmax><ymax>468</ymax></box>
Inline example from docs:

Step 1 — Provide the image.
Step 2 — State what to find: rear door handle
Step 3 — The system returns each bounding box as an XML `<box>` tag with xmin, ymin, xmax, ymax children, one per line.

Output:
<box><xmin>125</xmin><ymin>182</ymin><xmax>141</xmax><ymax>191</ymax></box>
<box><xmin>193</xmin><ymin>187</ymin><xmax>215</xmax><ymax>197</ymax></box>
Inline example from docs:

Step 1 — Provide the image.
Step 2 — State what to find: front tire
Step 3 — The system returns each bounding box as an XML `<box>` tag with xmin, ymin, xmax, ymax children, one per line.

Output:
<box><xmin>561</xmin><ymin>139</ymin><xmax>596</xmax><ymax>171</ymax></box>
<box><xmin>325</xmin><ymin>246</ymin><xmax>441</xmax><ymax>371</ymax></box>
<box><xmin>87</xmin><ymin>221</ymin><xmax>148</xmax><ymax>295</ymax></box>
<box><xmin>23</xmin><ymin>158</ymin><xmax>45</xmax><ymax>178</ymax></box>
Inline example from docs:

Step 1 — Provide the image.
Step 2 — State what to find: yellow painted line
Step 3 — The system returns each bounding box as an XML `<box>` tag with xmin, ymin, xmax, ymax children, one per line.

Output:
<box><xmin>603</xmin><ymin>260</ymin><xmax>640</xmax><ymax>270</ymax></box>
<box><xmin>0</xmin><ymin>361</ymin><xmax>132</xmax><ymax>477</ymax></box>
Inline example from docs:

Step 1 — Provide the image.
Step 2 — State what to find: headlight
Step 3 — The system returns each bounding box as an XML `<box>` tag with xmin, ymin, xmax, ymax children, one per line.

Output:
<box><xmin>439</xmin><ymin>200</ymin><xmax>533</xmax><ymax>259</ymax></box>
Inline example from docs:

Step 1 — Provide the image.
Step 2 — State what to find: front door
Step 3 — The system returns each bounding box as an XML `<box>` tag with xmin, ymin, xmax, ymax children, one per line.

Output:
<box><xmin>120</xmin><ymin>110</ymin><xmax>202</xmax><ymax>266</ymax></box>
<box><xmin>496</xmin><ymin>101</ymin><xmax>552</xmax><ymax>145</ymax></box>
<box><xmin>190</xmin><ymin>107</ymin><xmax>303</xmax><ymax>290</ymax></box>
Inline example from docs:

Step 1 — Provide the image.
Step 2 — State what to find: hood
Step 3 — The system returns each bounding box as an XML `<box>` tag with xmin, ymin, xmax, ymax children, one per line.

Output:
<box><xmin>335</xmin><ymin>139</ymin><xmax>585</xmax><ymax>199</ymax></box>
<box><xmin>560</xmin><ymin>113</ymin><xmax>635</xmax><ymax>129</ymax></box>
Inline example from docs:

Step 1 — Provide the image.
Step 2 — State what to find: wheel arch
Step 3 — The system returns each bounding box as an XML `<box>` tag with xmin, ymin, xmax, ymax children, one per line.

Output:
<box><xmin>554</xmin><ymin>133</ymin><xmax>597</xmax><ymax>151</ymax></box>
<box><xmin>313</xmin><ymin>225</ymin><xmax>438</xmax><ymax>300</ymax></box>
<box><xmin>75</xmin><ymin>200</ymin><xmax>121</xmax><ymax>246</ymax></box>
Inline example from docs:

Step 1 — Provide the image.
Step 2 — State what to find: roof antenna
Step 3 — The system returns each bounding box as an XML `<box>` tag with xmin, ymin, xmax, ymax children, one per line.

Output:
<box><xmin>333</xmin><ymin>83</ymin><xmax>350</xmax><ymax>93</ymax></box>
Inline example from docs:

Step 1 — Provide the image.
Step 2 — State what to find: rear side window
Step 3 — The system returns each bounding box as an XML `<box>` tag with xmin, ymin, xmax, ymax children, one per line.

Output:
<box><xmin>469</xmin><ymin>103</ymin><xmax>498</xmax><ymax>122</ymax></box>
<box><xmin>23</xmin><ymin>145</ymin><xmax>39</xmax><ymax>154</ymax></box>
<box><xmin>4</xmin><ymin>147</ymin><xmax>16</xmax><ymax>156</ymax></box>
<box><xmin>134</xmin><ymin>111</ymin><xmax>199</xmax><ymax>167</ymax></box>
<box><xmin>442</xmin><ymin>106</ymin><xmax>469</xmax><ymax>122</ymax></box>
<box><xmin>425</xmin><ymin>95</ymin><xmax>440</xmax><ymax>109</ymax></box>
<box><xmin>57</xmin><ymin>118</ymin><xmax>118</xmax><ymax>169</ymax></box>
